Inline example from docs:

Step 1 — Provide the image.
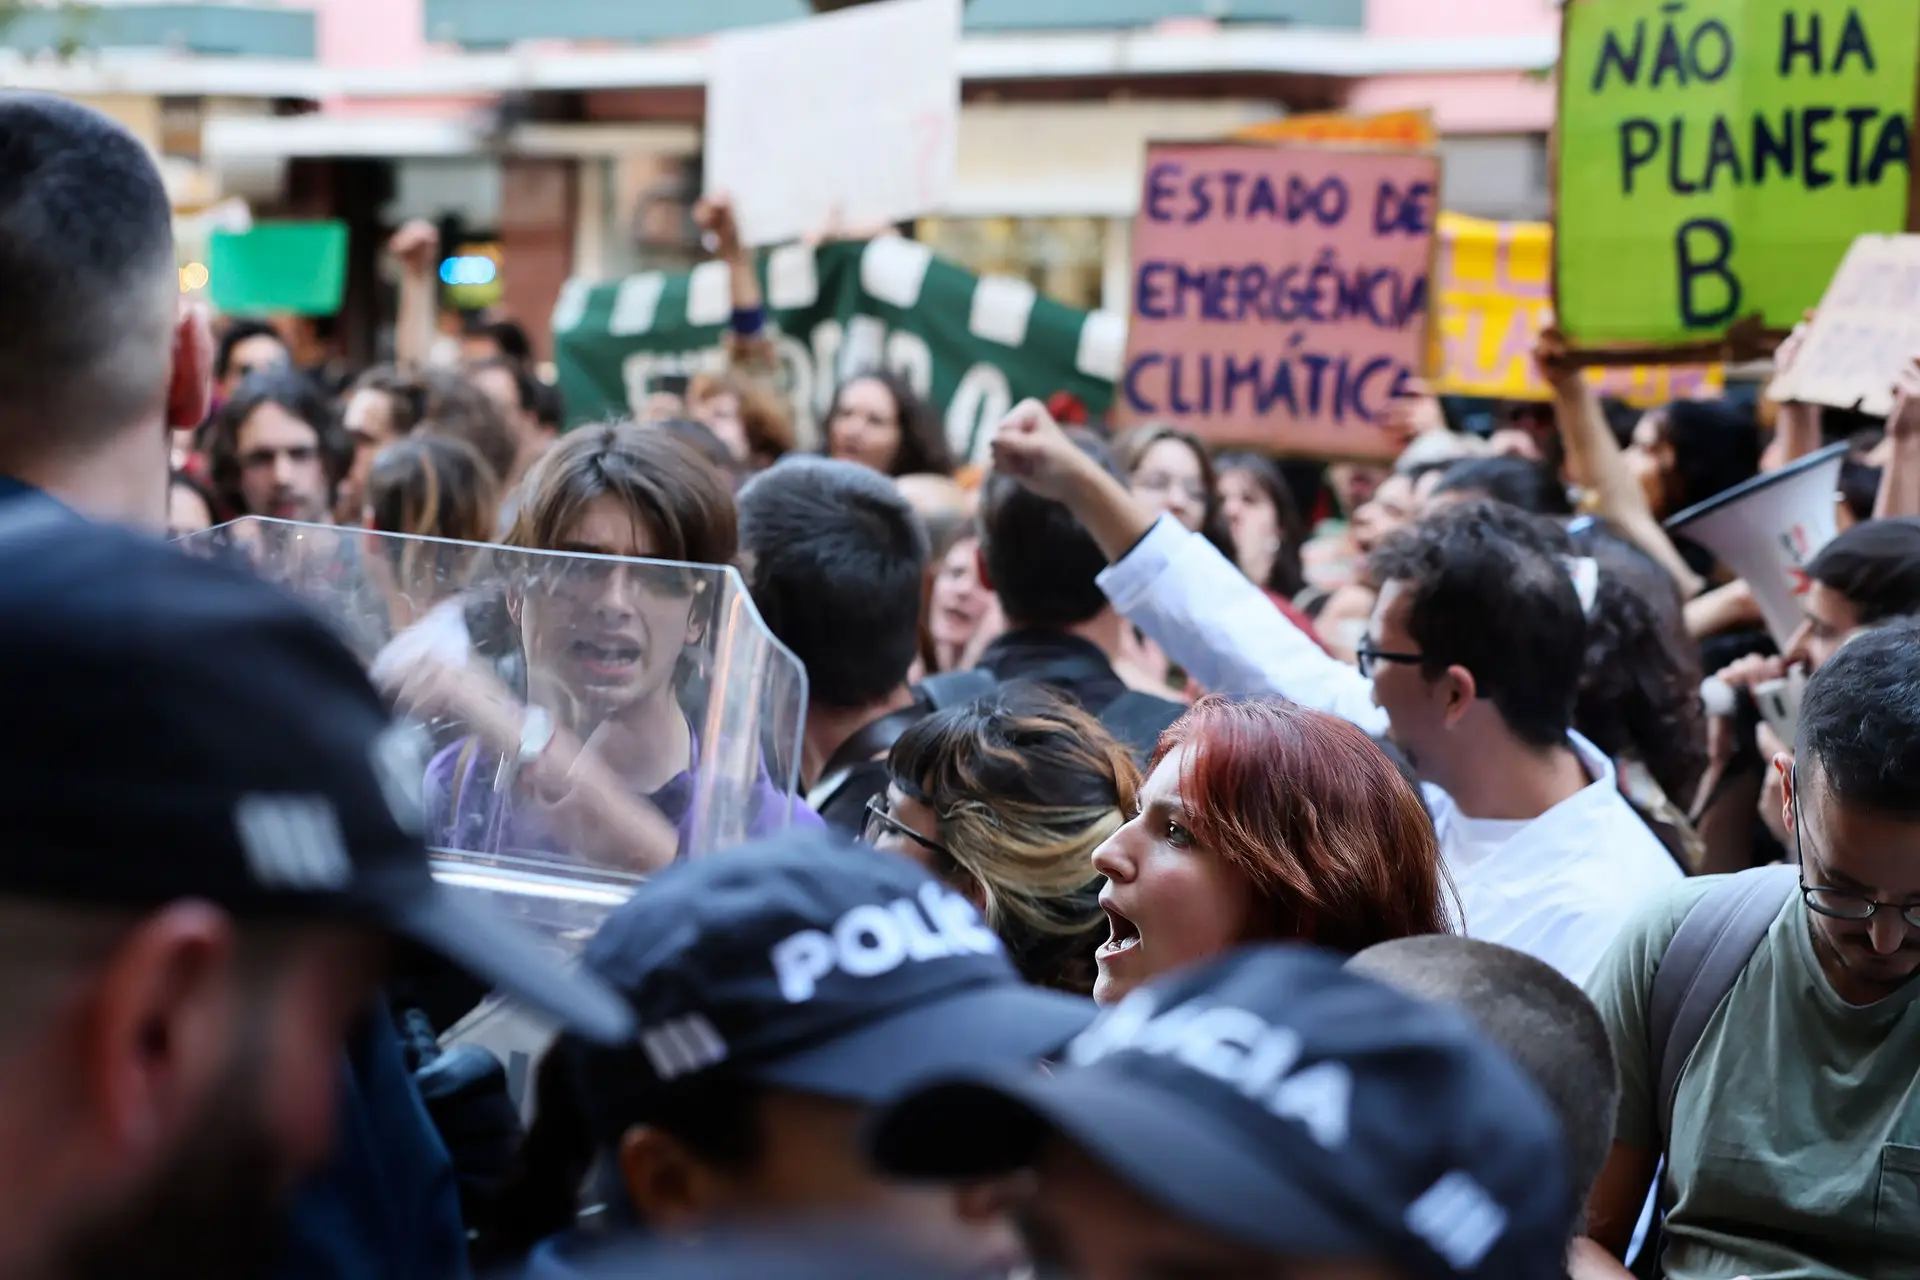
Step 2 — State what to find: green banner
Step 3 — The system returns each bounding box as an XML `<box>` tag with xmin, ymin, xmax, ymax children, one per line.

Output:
<box><xmin>551</xmin><ymin>239</ymin><xmax>1120</xmax><ymax>464</ymax></box>
<box><xmin>208</xmin><ymin>221</ymin><xmax>349</xmax><ymax>317</ymax></box>
<box><xmin>1555</xmin><ymin>0</ymin><xmax>1918</xmax><ymax>353</ymax></box>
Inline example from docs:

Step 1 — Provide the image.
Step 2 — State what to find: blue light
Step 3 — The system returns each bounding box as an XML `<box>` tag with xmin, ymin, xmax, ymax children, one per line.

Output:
<box><xmin>440</xmin><ymin>255</ymin><xmax>498</xmax><ymax>287</ymax></box>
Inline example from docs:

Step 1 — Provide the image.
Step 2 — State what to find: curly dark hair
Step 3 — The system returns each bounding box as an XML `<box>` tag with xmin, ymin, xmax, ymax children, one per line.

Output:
<box><xmin>1472</xmin><ymin>507</ymin><xmax>1706</xmax><ymax>804</ymax></box>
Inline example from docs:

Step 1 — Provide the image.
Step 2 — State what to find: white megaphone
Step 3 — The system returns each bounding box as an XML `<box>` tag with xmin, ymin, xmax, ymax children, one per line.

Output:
<box><xmin>1664</xmin><ymin>441</ymin><xmax>1849</xmax><ymax>649</ymax></box>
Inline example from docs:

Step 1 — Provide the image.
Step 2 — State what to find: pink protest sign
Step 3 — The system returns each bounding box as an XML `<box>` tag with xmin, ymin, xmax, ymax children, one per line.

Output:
<box><xmin>1119</xmin><ymin>142</ymin><xmax>1441</xmax><ymax>460</ymax></box>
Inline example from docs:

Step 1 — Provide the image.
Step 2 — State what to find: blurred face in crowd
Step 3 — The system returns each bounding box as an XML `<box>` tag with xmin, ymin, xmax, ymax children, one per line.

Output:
<box><xmin>18</xmin><ymin>910</ymin><xmax>381</xmax><ymax>1280</ymax></box>
<box><xmin>928</xmin><ymin>537</ymin><xmax>991</xmax><ymax>659</ymax></box>
<box><xmin>221</xmin><ymin>334</ymin><xmax>289</xmax><ymax>399</ymax></box>
<box><xmin>1089</xmin><ymin>745</ymin><xmax>1253</xmax><ymax>1006</ymax></box>
<box><xmin>1130</xmin><ymin>438</ymin><xmax>1208</xmax><ymax>534</ymax></box>
<box><xmin>1350</xmin><ymin>474</ymin><xmax>1417</xmax><ymax>554</ymax></box>
<box><xmin>522</xmin><ymin>495</ymin><xmax>698</xmax><ymax>716</ymax></box>
<box><xmin>827</xmin><ymin>378</ymin><xmax>904</xmax><ymax>474</ymax></box>
<box><xmin>1328</xmin><ymin>463</ymin><xmax>1383</xmax><ymax>516</ymax></box>
<box><xmin>692</xmin><ymin>389</ymin><xmax>749</xmax><ymax>464</ymax></box>
<box><xmin>622</xmin><ymin>1087</ymin><xmax>1022</xmax><ymax>1276</ymax></box>
<box><xmin>235</xmin><ymin>402</ymin><xmax>331</xmax><ymax>524</ymax></box>
<box><xmin>469</xmin><ymin>363</ymin><xmax>542</xmax><ymax>452</ymax></box>
<box><xmin>1786</xmin><ymin>762</ymin><xmax>1920</xmax><ymax>1003</ymax></box>
<box><xmin>1625</xmin><ymin>410</ymin><xmax>1677</xmax><ymax>515</ymax></box>
<box><xmin>1785</xmin><ymin>582</ymin><xmax>1861</xmax><ymax>671</ymax></box>
<box><xmin>167</xmin><ymin>481</ymin><xmax>213</xmax><ymax>541</ymax></box>
<box><xmin>1218</xmin><ymin>467</ymin><xmax>1280</xmax><ymax>571</ymax></box>
<box><xmin>340</xmin><ymin>389</ymin><xmax>403</xmax><ymax>524</ymax></box>
<box><xmin>1021</xmin><ymin>1138</ymin><xmax>1400</xmax><ymax>1280</ymax></box>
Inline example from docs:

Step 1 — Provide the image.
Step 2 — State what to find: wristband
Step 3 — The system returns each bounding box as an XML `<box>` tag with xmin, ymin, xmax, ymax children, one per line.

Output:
<box><xmin>729</xmin><ymin>304</ymin><xmax>767</xmax><ymax>338</ymax></box>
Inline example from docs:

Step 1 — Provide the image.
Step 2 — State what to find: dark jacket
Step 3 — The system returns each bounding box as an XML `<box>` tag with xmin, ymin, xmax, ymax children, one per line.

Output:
<box><xmin>974</xmin><ymin>629</ymin><xmax>1185</xmax><ymax>761</ymax></box>
<box><xmin>275</xmin><ymin>997</ymin><xmax>471</xmax><ymax>1280</ymax></box>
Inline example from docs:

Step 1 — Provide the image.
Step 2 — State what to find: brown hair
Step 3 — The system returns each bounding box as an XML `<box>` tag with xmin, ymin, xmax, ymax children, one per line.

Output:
<box><xmin>688</xmin><ymin>371</ymin><xmax>796</xmax><ymax>467</ymax></box>
<box><xmin>1153</xmin><ymin>695</ymin><xmax>1453</xmax><ymax>953</ymax></box>
<box><xmin>366</xmin><ymin>433</ymin><xmax>500</xmax><ymax>602</ymax></box>
<box><xmin>501</xmin><ymin>421</ymin><xmax>737</xmax><ymax>567</ymax></box>
<box><xmin>419</xmin><ymin>369</ymin><xmax>518</xmax><ymax>487</ymax></box>
<box><xmin>349</xmin><ymin>364</ymin><xmax>428</xmax><ymax>438</ymax></box>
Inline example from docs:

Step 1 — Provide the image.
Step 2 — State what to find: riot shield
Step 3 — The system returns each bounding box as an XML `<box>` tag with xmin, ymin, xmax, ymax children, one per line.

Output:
<box><xmin>176</xmin><ymin>515</ymin><xmax>808</xmax><ymax>950</ymax></box>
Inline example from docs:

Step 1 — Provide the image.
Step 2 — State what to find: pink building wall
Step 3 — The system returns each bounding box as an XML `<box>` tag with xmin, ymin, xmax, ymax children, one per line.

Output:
<box><xmin>1353</xmin><ymin>0</ymin><xmax>1558</xmax><ymax>133</ymax></box>
<box><xmin>314</xmin><ymin>0</ymin><xmax>476</xmax><ymax>117</ymax></box>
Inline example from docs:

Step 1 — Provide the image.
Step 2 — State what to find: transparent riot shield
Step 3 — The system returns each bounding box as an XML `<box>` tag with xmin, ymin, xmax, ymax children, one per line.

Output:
<box><xmin>177</xmin><ymin>518</ymin><xmax>809</xmax><ymax>1106</ymax></box>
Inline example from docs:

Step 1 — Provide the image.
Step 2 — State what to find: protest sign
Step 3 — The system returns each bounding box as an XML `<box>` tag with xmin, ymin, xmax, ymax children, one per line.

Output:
<box><xmin>208</xmin><ymin>221</ymin><xmax>347</xmax><ymax>316</ymax></box>
<box><xmin>552</xmin><ymin>239</ymin><xmax>1119</xmax><ymax>464</ymax></box>
<box><xmin>1436</xmin><ymin>213</ymin><xmax>1723</xmax><ymax>405</ymax></box>
<box><xmin>1768</xmin><ymin>233</ymin><xmax>1920</xmax><ymax>413</ymax></box>
<box><xmin>1117</xmin><ymin>142</ymin><xmax>1439</xmax><ymax>461</ymax></box>
<box><xmin>1234</xmin><ymin>109</ymin><xmax>1439</xmax><ymax>150</ymax></box>
<box><xmin>705</xmin><ymin>0</ymin><xmax>960</xmax><ymax>247</ymax></box>
<box><xmin>1555</xmin><ymin>0</ymin><xmax>1920</xmax><ymax>360</ymax></box>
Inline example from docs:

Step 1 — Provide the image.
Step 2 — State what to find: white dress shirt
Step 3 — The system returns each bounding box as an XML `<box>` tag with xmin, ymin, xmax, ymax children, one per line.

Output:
<box><xmin>1096</xmin><ymin>515</ymin><xmax>1683</xmax><ymax>984</ymax></box>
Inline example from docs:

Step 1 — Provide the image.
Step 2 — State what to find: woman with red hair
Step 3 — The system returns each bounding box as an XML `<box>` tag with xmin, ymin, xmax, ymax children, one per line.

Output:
<box><xmin>1092</xmin><ymin>694</ymin><xmax>1451</xmax><ymax>1004</ymax></box>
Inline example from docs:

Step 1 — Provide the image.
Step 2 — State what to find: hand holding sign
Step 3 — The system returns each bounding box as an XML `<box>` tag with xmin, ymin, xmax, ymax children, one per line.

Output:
<box><xmin>1888</xmin><ymin>358</ymin><xmax>1920</xmax><ymax>443</ymax></box>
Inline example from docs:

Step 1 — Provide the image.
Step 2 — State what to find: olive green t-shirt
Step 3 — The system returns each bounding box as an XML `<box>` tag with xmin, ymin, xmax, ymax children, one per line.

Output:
<box><xmin>1586</xmin><ymin>876</ymin><xmax>1920</xmax><ymax>1280</ymax></box>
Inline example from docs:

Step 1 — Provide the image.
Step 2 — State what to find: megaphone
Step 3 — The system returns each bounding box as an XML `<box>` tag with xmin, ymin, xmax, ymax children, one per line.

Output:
<box><xmin>1664</xmin><ymin>441</ymin><xmax>1848</xmax><ymax>649</ymax></box>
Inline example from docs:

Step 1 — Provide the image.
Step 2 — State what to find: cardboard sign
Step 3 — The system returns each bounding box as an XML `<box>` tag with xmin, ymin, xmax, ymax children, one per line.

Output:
<box><xmin>704</xmin><ymin>0</ymin><xmax>960</xmax><ymax>247</ymax></box>
<box><xmin>1234</xmin><ymin>109</ymin><xmax>1439</xmax><ymax>150</ymax></box>
<box><xmin>1118</xmin><ymin>142</ymin><xmax>1440</xmax><ymax>460</ymax></box>
<box><xmin>1768</xmin><ymin>233</ymin><xmax>1920</xmax><ymax>413</ymax></box>
<box><xmin>1436</xmin><ymin>213</ymin><xmax>1723</xmax><ymax>405</ymax></box>
<box><xmin>1554</xmin><ymin>0</ymin><xmax>1920</xmax><ymax>360</ymax></box>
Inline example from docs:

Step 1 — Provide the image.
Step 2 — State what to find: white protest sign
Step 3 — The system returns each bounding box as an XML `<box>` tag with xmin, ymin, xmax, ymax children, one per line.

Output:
<box><xmin>704</xmin><ymin>0</ymin><xmax>961</xmax><ymax>248</ymax></box>
<box><xmin>1768</xmin><ymin>235</ymin><xmax>1920</xmax><ymax>416</ymax></box>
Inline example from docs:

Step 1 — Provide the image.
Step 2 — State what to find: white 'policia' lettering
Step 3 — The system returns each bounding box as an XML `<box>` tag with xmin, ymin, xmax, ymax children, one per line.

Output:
<box><xmin>770</xmin><ymin>883</ymin><xmax>1002</xmax><ymax>1003</ymax></box>
<box><xmin>1066</xmin><ymin>991</ymin><xmax>1352</xmax><ymax>1150</ymax></box>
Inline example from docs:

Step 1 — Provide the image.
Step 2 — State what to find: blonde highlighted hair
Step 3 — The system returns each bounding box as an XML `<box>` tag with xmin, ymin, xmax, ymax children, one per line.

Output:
<box><xmin>885</xmin><ymin>683</ymin><xmax>1137</xmax><ymax>994</ymax></box>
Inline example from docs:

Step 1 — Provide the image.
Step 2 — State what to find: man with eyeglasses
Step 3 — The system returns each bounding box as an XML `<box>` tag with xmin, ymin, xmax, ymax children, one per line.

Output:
<box><xmin>1579</xmin><ymin>620</ymin><xmax>1920</xmax><ymax>1280</ymax></box>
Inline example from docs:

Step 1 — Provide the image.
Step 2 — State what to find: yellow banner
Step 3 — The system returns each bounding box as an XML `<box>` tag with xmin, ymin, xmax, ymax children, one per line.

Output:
<box><xmin>1433</xmin><ymin>213</ymin><xmax>1723</xmax><ymax>406</ymax></box>
<box><xmin>1233</xmin><ymin>109</ymin><xmax>1438</xmax><ymax>150</ymax></box>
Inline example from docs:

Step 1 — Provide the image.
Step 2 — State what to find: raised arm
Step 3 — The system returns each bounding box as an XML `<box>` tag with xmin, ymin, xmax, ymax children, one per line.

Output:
<box><xmin>989</xmin><ymin>401</ymin><xmax>1385</xmax><ymax>730</ymax></box>
<box><xmin>1537</xmin><ymin>332</ymin><xmax>1705</xmax><ymax>599</ymax></box>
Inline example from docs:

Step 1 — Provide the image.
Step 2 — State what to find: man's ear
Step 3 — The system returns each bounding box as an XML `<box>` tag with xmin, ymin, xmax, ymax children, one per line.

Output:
<box><xmin>1777</xmin><ymin>754</ymin><xmax>1798</xmax><ymax>835</ymax></box>
<box><xmin>1440</xmin><ymin>663</ymin><xmax>1478</xmax><ymax>729</ymax></box>
<box><xmin>79</xmin><ymin>902</ymin><xmax>235</xmax><ymax>1169</ymax></box>
<box><xmin>973</xmin><ymin>542</ymin><xmax>994</xmax><ymax>593</ymax></box>
<box><xmin>167</xmin><ymin>304</ymin><xmax>215</xmax><ymax>432</ymax></box>
<box><xmin>618</xmin><ymin>1125</ymin><xmax>732</xmax><ymax>1235</ymax></box>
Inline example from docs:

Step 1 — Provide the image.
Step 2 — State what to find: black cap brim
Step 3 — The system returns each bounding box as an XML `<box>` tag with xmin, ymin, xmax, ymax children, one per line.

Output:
<box><xmin>747</xmin><ymin>982</ymin><xmax>1095</xmax><ymax>1102</ymax></box>
<box><xmin>388</xmin><ymin>878</ymin><xmax>634</xmax><ymax>1044</ymax></box>
<box><xmin>870</xmin><ymin>1067</ymin><xmax>1373</xmax><ymax>1260</ymax></box>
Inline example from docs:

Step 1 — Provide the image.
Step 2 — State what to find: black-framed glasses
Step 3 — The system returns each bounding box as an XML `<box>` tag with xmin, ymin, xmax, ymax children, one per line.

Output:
<box><xmin>861</xmin><ymin>797</ymin><xmax>951</xmax><ymax>862</ymax></box>
<box><xmin>1793</xmin><ymin>766</ymin><xmax>1920</xmax><ymax>928</ymax></box>
<box><xmin>1355</xmin><ymin>643</ymin><xmax>1425</xmax><ymax>679</ymax></box>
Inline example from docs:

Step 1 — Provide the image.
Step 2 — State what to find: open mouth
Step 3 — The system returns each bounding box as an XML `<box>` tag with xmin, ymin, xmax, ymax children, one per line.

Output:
<box><xmin>571</xmin><ymin>637</ymin><xmax>642</xmax><ymax>678</ymax></box>
<box><xmin>1096</xmin><ymin>903</ymin><xmax>1140</xmax><ymax>959</ymax></box>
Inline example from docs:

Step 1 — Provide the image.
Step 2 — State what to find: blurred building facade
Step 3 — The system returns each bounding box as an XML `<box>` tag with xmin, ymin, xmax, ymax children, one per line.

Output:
<box><xmin>3</xmin><ymin>0</ymin><xmax>1555</xmax><ymax>361</ymax></box>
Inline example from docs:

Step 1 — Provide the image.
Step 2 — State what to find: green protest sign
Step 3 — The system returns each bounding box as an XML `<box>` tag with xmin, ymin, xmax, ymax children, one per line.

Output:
<box><xmin>551</xmin><ymin>238</ymin><xmax>1120</xmax><ymax>464</ymax></box>
<box><xmin>208</xmin><ymin>221</ymin><xmax>349</xmax><ymax>317</ymax></box>
<box><xmin>1555</xmin><ymin>0</ymin><xmax>1920</xmax><ymax>359</ymax></box>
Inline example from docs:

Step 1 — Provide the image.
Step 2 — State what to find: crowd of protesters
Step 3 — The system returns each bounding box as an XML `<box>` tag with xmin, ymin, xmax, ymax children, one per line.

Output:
<box><xmin>2</xmin><ymin>89</ymin><xmax>1918</xmax><ymax>1280</ymax></box>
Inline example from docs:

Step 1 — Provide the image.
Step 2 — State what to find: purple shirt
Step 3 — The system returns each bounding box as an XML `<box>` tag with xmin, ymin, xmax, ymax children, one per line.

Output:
<box><xmin>423</xmin><ymin>729</ymin><xmax>820</xmax><ymax>861</ymax></box>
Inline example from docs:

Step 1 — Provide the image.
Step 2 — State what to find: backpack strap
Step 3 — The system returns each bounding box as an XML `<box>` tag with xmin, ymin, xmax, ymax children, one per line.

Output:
<box><xmin>1648</xmin><ymin>863</ymin><xmax>1797</xmax><ymax>1145</ymax></box>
